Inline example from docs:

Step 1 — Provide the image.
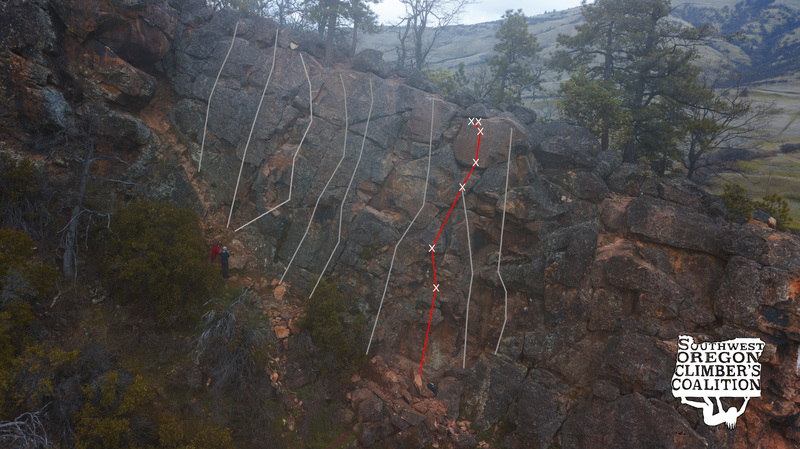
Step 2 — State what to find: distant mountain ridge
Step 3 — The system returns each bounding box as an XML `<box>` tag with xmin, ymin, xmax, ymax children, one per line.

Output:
<box><xmin>671</xmin><ymin>0</ymin><xmax>800</xmax><ymax>79</ymax></box>
<box><xmin>359</xmin><ymin>0</ymin><xmax>800</xmax><ymax>83</ymax></box>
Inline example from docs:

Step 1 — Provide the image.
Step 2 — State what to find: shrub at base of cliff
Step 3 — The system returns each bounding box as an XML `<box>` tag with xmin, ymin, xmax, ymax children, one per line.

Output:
<box><xmin>106</xmin><ymin>201</ymin><xmax>216</xmax><ymax>326</ymax></box>
<box><xmin>73</xmin><ymin>371</ymin><xmax>152</xmax><ymax>449</ymax></box>
<box><xmin>755</xmin><ymin>193</ymin><xmax>793</xmax><ymax>231</ymax></box>
<box><xmin>157</xmin><ymin>414</ymin><xmax>234</xmax><ymax>449</ymax></box>
<box><xmin>0</xmin><ymin>154</ymin><xmax>58</xmax><ymax>238</ymax></box>
<box><xmin>0</xmin><ymin>228</ymin><xmax>58</xmax><ymax>300</ymax></box>
<box><xmin>720</xmin><ymin>185</ymin><xmax>794</xmax><ymax>230</ymax></box>
<box><xmin>195</xmin><ymin>290</ymin><xmax>274</xmax><ymax>394</ymax></box>
<box><xmin>422</xmin><ymin>65</ymin><xmax>467</xmax><ymax>97</ymax></box>
<box><xmin>720</xmin><ymin>182</ymin><xmax>754</xmax><ymax>223</ymax></box>
<box><xmin>0</xmin><ymin>228</ymin><xmax>59</xmax><ymax>417</ymax></box>
<box><xmin>301</xmin><ymin>281</ymin><xmax>366</xmax><ymax>382</ymax></box>
<box><xmin>194</xmin><ymin>289</ymin><xmax>282</xmax><ymax>447</ymax></box>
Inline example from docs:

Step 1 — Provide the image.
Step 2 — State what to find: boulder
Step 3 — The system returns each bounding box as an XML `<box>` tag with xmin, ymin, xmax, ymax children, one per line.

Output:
<box><xmin>0</xmin><ymin>0</ymin><xmax>57</xmax><ymax>64</ymax></box>
<box><xmin>273</xmin><ymin>325</ymin><xmax>290</xmax><ymax>339</ymax></box>
<box><xmin>587</xmin><ymin>288</ymin><xmax>630</xmax><ymax>331</ymax></box>
<box><xmin>509</xmin><ymin>105</ymin><xmax>537</xmax><ymax>125</ymax></box>
<box><xmin>515</xmin><ymin>369</ymin><xmax>569</xmax><ymax>447</ymax></box>
<box><xmin>594</xmin><ymin>149</ymin><xmax>622</xmax><ymax>179</ymax></box>
<box><xmin>464</xmin><ymin>102</ymin><xmax>492</xmax><ymax>120</ymax></box>
<box><xmin>717</xmin><ymin>224</ymin><xmax>769</xmax><ymax>261</ymax></box>
<box><xmin>626</xmin><ymin>196</ymin><xmax>724</xmax><ymax>257</ymax></box>
<box><xmin>284</xmin><ymin>332</ymin><xmax>315</xmax><ymax>389</ymax></box>
<box><xmin>355</xmin><ymin>421</ymin><xmax>392</xmax><ymax>447</ymax></box>
<box><xmin>453</xmin><ymin>432</ymin><xmax>478</xmax><ymax>449</ymax></box>
<box><xmin>402</xmin><ymin>97</ymin><xmax>459</xmax><ymax>144</ymax></box>
<box><xmin>523</xmin><ymin>320</ymin><xmax>586</xmax><ymax>364</ymax></box>
<box><xmin>603</xmin><ymin>253</ymin><xmax>688</xmax><ymax>321</ymax></box>
<box><xmin>752</xmin><ymin>207</ymin><xmax>772</xmax><ymax>223</ymax></box>
<box><xmin>461</xmin><ymin>355</ymin><xmax>527</xmax><ymax>431</ymax></box>
<box><xmin>504</xmin><ymin>180</ymin><xmax>574</xmax><ymax>222</ymax></box>
<box><xmin>543</xmin><ymin>223</ymin><xmax>598</xmax><ymax>288</ymax></box>
<box><xmin>73</xmin><ymin>41</ymin><xmax>158</xmax><ymax>107</ymax></box>
<box><xmin>452</xmin><ymin>117</ymin><xmax>529</xmax><ymax>168</ymax></box>
<box><xmin>591</xmin><ymin>379</ymin><xmax>620</xmax><ymax>402</ymax></box>
<box><xmin>436</xmin><ymin>377</ymin><xmax>463</xmax><ymax>420</ymax></box>
<box><xmin>51</xmin><ymin>0</ymin><xmax>174</xmax><ymax>65</ymax></box>
<box><xmin>352</xmin><ymin>49</ymin><xmax>392</xmax><ymax>78</ymax></box>
<box><xmin>714</xmin><ymin>256</ymin><xmax>798</xmax><ymax>336</ymax></box>
<box><xmin>401</xmin><ymin>68</ymin><xmax>437</xmax><ymax>93</ymax></box>
<box><xmin>654</xmin><ymin>179</ymin><xmax>706</xmax><ymax>213</ymax></box>
<box><xmin>109</xmin><ymin>0</ymin><xmax>147</xmax><ymax>11</ymax></box>
<box><xmin>606</xmin><ymin>163</ymin><xmax>647</xmax><ymax>195</ymax></box>
<box><xmin>530</xmin><ymin>121</ymin><xmax>599</xmax><ymax>169</ymax></box>
<box><xmin>169</xmin><ymin>98</ymin><xmax>205</xmax><ymax>141</ymax></box>
<box><xmin>449</xmin><ymin>86</ymin><xmax>479</xmax><ymax>109</ymax></box>
<box><xmin>357</xmin><ymin>393</ymin><xmax>384</xmax><ymax>423</ymax></box>
<box><xmin>91</xmin><ymin>109</ymin><xmax>152</xmax><ymax>148</ymax></box>
<box><xmin>561</xmin><ymin>393</ymin><xmax>706</xmax><ymax>449</ymax></box>
<box><xmin>13</xmin><ymin>84</ymin><xmax>75</xmax><ymax>132</ymax></box>
<box><xmin>757</xmin><ymin>227</ymin><xmax>800</xmax><ymax>271</ymax></box>
<box><xmin>550</xmin><ymin>170</ymin><xmax>609</xmax><ymax>203</ymax></box>
<box><xmin>599</xmin><ymin>333</ymin><xmax>674</xmax><ymax>395</ymax></box>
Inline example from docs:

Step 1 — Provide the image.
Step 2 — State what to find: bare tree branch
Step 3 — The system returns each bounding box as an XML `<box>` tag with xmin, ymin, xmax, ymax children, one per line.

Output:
<box><xmin>396</xmin><ymin>0</ymin><xmax>473</xmax><ymax>70</ymax></box>
<box><xmin>0</xmin><ymin>408</ymin><xmax>53</xmax><ymax>449</ymax></box>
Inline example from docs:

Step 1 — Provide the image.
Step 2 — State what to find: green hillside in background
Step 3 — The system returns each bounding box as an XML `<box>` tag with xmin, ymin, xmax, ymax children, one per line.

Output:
<box><xmin>359</xmin><ymin>0</ymin><xmax>800</xmax><ymax>229</ymax></box>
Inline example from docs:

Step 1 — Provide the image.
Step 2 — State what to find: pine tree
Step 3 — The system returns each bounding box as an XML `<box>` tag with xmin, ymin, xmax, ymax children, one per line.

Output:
<box><xmin>488</xmin><ymin>9</ymin><xmax>543</xmax><ymax>105</ymax></box>
<box><xmin>554</xmin><ymin>0</ymin><xmax>713</xmax><ymax>163</ymax></box>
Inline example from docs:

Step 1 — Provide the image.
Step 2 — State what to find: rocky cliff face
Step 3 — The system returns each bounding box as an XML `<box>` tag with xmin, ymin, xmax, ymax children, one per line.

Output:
<box><xmin>3</xmin><ymin>1</ymin><xmax>800</xmax><ymax>448</ymax></box>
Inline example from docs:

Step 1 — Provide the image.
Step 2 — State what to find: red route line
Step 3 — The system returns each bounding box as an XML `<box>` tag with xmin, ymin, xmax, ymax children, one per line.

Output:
<box><xmin>420</xmin><ymin>123</ymin><xmax>482</xmax><ymax>375</ymax></box>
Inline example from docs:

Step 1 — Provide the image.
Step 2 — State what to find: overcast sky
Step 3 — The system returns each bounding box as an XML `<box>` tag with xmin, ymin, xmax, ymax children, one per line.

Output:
<box><xmin>372</xmin><ymin>0</ymin><xmax>588</xmax><ymax>26</ymax></box>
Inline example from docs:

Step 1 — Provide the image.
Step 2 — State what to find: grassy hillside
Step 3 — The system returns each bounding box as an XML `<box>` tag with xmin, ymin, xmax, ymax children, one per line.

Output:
<box><xmin>360</xmin><ymin>0</ymin><xmax>800</xmax><ymax>80</ymax></box>
<box><xmin>711</xmin><ymin>76</ymin><xmax>800</xmax><ymax>229</ymax></box>
<box><xmin>360</xmin><ymin>7</ymin><xmax>584</xmax><ymax>72</ymax></box>
<box><xmin>360</xmin><ymin>0</ymin><xmax>800</xmax><ymax>229</ymax></box>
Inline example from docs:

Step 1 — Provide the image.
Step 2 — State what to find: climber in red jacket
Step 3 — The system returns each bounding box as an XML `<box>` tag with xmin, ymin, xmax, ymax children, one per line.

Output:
<box><xmin>210</xmin><ymin>241</ymin><xmax>221</xmax><ymax>263</ymax></box>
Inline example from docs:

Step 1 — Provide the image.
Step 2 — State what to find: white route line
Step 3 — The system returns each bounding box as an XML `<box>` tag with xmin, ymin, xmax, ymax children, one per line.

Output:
<box><xmin>461</xmin><ymin>191</ymin><xmax>474</xmax><ymax>368</ymax></box>
<box><xmin>494</xmin><ymin>128</ymin><xmax>512</xmax><ymax>355</ymax></box>
<box><xmin>310</xmin><ymin>78</ymin><xmax>374</xmax><ymax>298</ymax></box>
<box><xmin>227</xmin><ymin>28</ymin><xmax>279</xmax><ymax>228</ymax></box>
<box><xmin>280</xmin><ymin>74</ymin><xmax>349</xmax><ymax>285</ymax></box>
<box><xmin>199</xmin><ymin>21</ymin><xmax>239</xmax><ymax>173</ymax></box>
<box><xmin>366</xmin><ymin>97</ymin><xmax>435</xmax><ymax>355</ymax></box>
<box><xmin>235</xmin><ymin>53</ymin><xmax>313</xmax><ymax>232</ymax></box>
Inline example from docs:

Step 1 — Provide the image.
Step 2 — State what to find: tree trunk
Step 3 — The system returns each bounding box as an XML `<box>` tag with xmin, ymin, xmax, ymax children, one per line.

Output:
<box><xmin>350</xmin><ymin>0</ymin><xmax>359</xmax><ymax>58</ymax></box>
<box><xmin>622</xmin><ymin>138</ymin><xmax>636</xmax><ymax>163</ymax></box>
<box><xmin>62</xmin><ymin>143</ymin><xmax>94</xmax><ymax>281</ymax></box>
<box><xmin>413</xmin><ymin>15</ymin><xmax>426</xmax><ymax>70</ymax></box>
<box><xmin>325</xmin><ymin>5</ymin><xmax>337</xmax><ymax>66</ymax></box>
<box><xmin>62</xmin><ymin>205</ymin><xmax>80</xmax><ymax>282</ymax></box>
<box><xmin>397</xmin><ymin>21</ymin><xmax>411</xmax><ymax>70</ymax></box>
<box><xmin>686</xmin><ymin>139</ymin><xmax>698</xmax><ymax>180</ymax></box>
<box><xmin>351</xmin><ymin>20</ymin><xmax>358</xmax><ymax>58</ymax></box>
<box><xmin>601</xmin><ymin>29</ymin><xmax>613</xmax><ymax>152</ymax></box>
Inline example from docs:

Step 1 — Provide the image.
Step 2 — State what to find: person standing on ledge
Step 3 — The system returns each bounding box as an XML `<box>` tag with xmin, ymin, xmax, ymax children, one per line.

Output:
<box><xmin>210</xmin><ymin>241</ymin><xmax>221</xmax><ymax>263</ymax></box>
<box><xmin>220</xmin><ymin>246</ymin><xmax>230</xmax><ymax>278</ymax></box>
